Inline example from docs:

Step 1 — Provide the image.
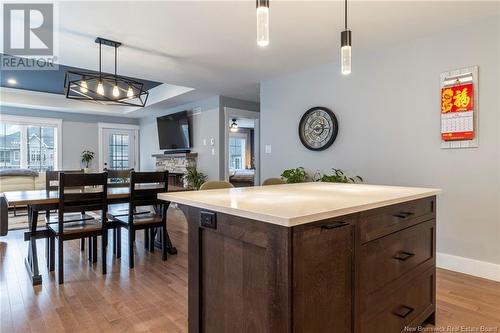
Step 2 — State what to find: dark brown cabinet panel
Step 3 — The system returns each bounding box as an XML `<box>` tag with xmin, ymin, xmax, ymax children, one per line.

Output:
<box><xmin>360</xmin><ymin>220</ymin><xmax>435</xmax><ymax>296</ymax></box>
<box><xmin>359</xmin><ymin>197</ymin><xmax>435</xmax><ymax>243</ymax></box>
<box><xmin>293</xmin><ymin>221</ymin><xmax>353</xmax><ymax>333</ymax></box>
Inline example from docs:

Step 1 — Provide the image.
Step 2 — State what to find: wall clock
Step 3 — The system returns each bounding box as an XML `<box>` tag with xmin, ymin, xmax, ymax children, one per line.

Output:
<box><xmin>298</xmin><ymin>106</ymin><xmax>339</xmax><ymax>151</ymax></box>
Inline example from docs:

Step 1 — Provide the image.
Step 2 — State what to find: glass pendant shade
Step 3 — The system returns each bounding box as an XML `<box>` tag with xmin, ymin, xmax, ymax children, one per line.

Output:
<box><xmin>341</xmin><ymin>29</ymin><xmax>352</xmax><ymax>75</ymax></box>
<box><xmin>230</xmin><ymin>119</ymin><xmax>239</xmax><ymax>132</ymax></box>
<box><xmin>256</xmin><ymin>1</ymin><xmax>270</xmax><ymax>47</ymax></box>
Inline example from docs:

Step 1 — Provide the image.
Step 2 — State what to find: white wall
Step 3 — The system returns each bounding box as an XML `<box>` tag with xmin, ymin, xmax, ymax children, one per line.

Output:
<box><xmin>260</xmin><ymin>18</ymin><xmax>500</xmax><ymax>266</ymax></box>
<box><xmin>139</xmin><ymin>96</ymin><xmax>221</xmax><ymax>179</ymax></box>
<box><xmin>1</xmin><ymin>106</ymin><xmax>138</xmax><ymax>171</ymax></box>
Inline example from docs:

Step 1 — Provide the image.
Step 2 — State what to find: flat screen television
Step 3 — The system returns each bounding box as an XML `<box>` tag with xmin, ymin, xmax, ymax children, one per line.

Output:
<box><xmin>157</xmin><ymin>111</ymin><xmax>191</xmax><ymax>151</ymax></box>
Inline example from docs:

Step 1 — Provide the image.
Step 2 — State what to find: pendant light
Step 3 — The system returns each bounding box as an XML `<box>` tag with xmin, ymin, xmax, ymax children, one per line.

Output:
<box><xmin>230</xmin><ymin>119</ymin><xmax>239</xmax><ymax>132</ymax></box>
<box><xmin>64</xmin><ymin>37</ymin><xmax>150</xmax><ymax>107</ymax></box>
<box><xmin>341</xmin><ymin>0</ymin><xmax>352</xmax><ymax>75</ymax></box>
<box><xmin>256</xmin><ymin>0</ymin><xmax>270</xmax><ymax>47</ymax></box>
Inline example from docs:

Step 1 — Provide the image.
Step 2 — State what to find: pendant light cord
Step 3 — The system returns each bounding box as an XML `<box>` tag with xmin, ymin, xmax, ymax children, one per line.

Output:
<box><xmin>99</xmin><ymin>41</ymin><xmax>102</xmax><ymax>79</ymax></box>
<box><xmin>345</xmin><ymin>0</ymin><xmax>347</xmax><ymax>30</ymax></box>
<box><xmin>114</xmin><ymin>45</ymin><xmax>117</xmax><ymax>84</ymax></box>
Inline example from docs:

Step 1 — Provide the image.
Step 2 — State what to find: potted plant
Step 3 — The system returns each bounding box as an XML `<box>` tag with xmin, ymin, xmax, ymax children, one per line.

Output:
<box><xmin>183</xmin><ymin>166</ymin><xmax>208</xmax><ymax>190</ymax></box>
<box><xmin>81</xmin><ymin>150</ymin><xmax>95</xmax><ymax>173</ymax></box>
<box><xmin>281</xmin><ymin>167</ymin><xmax>307</xmax><ymax>183</ymax></box>
<box><xmin>319</xmin><ymin>168</ymin><xmax>363</xmax><ymax>183</ymax></box>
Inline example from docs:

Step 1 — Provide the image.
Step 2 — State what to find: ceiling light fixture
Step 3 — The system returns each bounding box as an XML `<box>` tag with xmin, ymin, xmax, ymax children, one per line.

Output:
<box><xmin>341</xmin><ymin>0</ymin><xmax>352</xmax><ymax>75</ymax></box>
<box><xmin>7</xmin><ymin>78</ymin><xmax>17</xmax><ymax>85</ymax></box>
<box><xmin>64</xmin><ymin>37</ymin><xmax>149</xmax><ymax>107</ymax></box>
<box><xmin>230</xmin><ymin>119</ymin><xmax>239</xmax><ymax>132</ymax></box>
<box><xmin>256</xmin><ymin>0</ymin><xmax>270</xmax><ymax>47</ymax></box>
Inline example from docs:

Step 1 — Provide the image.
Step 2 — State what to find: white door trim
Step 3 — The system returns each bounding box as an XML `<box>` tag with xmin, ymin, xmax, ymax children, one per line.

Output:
<box><xmin>223</xmin><ymin>108</ymin><xmax>260</xmax><ymax>184</ymax></box>
<box><xmin>98</xmin><ymin>123</ymin><xmax>140</xmax><ymax>171</ymax></box>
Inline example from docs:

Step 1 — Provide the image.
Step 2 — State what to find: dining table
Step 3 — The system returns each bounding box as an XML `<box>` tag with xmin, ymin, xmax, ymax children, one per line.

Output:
<box><xmin>2</xmin><ymin>184</ymin><xmax>186</xmax><ymax>285</ymax></box>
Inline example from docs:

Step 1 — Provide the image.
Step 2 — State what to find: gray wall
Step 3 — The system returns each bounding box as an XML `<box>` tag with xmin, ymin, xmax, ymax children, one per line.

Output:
<box><xmin>1</xmin><ymin>106</ymin><xmax>139</xmax><ymax>170</ymax></box>
<box><xmin>139</xmin><ymin>96</ymin><xmax>221</xmax><ymax>178</ymax></box>
<box><xmin>260</xmin><ymin>18</ymin><xmax>500</xmax><ymax>265</ymax></box>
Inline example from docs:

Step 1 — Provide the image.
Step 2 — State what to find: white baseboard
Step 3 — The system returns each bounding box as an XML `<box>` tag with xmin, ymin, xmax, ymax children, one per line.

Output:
<box><xmin>437</xmin><ymin>252</ymin><xmax>500</xmax><ymax>282</ymax></box>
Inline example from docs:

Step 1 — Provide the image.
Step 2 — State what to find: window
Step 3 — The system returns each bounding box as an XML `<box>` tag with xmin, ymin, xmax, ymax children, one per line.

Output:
<box><xmin>108</xmin><ymin>134</ymin><xmax>129</xmax><ymax>170</ymax></box>
<box><xmin>0</xmin><ymin>116</ymin><xmax>61</xmax><ymax>171</ymax></box>
<box><xmin>229</xmin><ymin>137</ymin><xmax>246</xmax><ymax>170</ymax></box>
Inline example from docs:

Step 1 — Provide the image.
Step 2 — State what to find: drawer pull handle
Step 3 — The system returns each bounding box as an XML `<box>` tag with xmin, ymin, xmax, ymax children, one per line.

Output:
<box><xmin>393</xmin><ymin>251</ymin><xmax>415</xmax><ymax>261</ymax></box>
<box><xmin>392</xmin><ymin>305</ymin><xmax>414</xmax><ymax>319</ymax></box>
<box><xmin>321</xmin><ymin>221</ymin><xmax>349</xmax><ymax>230</ymax></box>
<box><xmin>393</xmin><ymin>211</ymin><xmax>415</xmax><ymax>219</ymax></box>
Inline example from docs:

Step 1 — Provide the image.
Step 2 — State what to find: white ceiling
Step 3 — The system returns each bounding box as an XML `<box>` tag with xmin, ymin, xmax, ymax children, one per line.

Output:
<box><xmin>2</xmin><ymin>1</ymin><xmax>498</xmax><ymax>117</ymax></box>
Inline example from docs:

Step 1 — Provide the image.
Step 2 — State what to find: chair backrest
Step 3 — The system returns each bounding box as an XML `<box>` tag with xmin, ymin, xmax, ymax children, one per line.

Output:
<box><xmin>262</xmin><ymin>178</ymin><xmax>286</xmax><ymax>186</ymax></box>
<box><xmin>46</xmin><ymin>170</ymin><xmax>83</xmax><ymax>192</ymax></box>
<box><xmin>58</xmin><ymin>172</ymin><xmax>108</xmax><ymax>232</ymax></box>
<box><xmin>129</xmin><ymin>171</ymin><xmax>169</xmax><ymax>208</ymax></box>
<box><xmin>199</xmin><ymin>180</ymin><xmax>234</xmax><ymax>190</ymax></box>
<box><xmin>104</xmin><ymin>168</ymin><xmax>133</xmax><ymax>188</ymax></box>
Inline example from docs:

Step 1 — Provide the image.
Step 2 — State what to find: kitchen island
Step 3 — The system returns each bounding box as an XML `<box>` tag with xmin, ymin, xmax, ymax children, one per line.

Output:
<box><xmin>159</xmin><ymin>182</ymin><xmax>441</xmax><ymax>333</ymax></box>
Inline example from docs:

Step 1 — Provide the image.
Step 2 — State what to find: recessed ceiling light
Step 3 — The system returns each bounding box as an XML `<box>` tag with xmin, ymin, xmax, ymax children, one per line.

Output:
<box><xmin>7</xmin><ymin>78</ymin><xmax>17</xmax><ymax>85</ymax></box>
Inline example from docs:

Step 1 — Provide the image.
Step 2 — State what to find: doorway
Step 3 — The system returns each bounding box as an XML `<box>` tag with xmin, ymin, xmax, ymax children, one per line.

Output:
<box><xmin>224</xmin><ymin>108</ymin><xmax>260</xmax><ymax>186</ymax></box>
<box><xmin>98</xmin><ymin>123</ymin><xmax>139</xmax><ymax>171</ymax></box>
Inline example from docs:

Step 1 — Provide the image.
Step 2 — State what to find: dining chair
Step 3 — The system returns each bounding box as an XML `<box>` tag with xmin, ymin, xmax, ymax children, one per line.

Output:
<box><xmin>45</xmin><ymin>170</ymin><xmax>88</xmax><ymax>258</ymax></box>
<box><xmin>199</xmin><ymin>180</ymin><xmax>234</xmax><ymax>190</ymax></box>
<box><xmin>104</xmin><ymin>168</ymin><xmax>133</xmax><ymax>188</ymax></box>
<box><xmin>262</xmin><ymin>178</ymin><xmax>286</xmax><ymax>186</ymax></box>
<box><xmin>46</xmin><ymin>172</ymin><xmax>108</xmax><ymax>284</ymax></box>
<box><xmin>107</xmin><ymin>171</ymin><xmax>169</xmax><ymax>268</ymax></box>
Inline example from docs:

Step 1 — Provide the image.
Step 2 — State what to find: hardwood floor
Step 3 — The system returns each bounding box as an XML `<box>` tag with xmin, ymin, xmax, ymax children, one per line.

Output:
<box><xmin>1</xmin><ymin>207</ymin><xmax>499</xmax><ymax>332</ymax></box>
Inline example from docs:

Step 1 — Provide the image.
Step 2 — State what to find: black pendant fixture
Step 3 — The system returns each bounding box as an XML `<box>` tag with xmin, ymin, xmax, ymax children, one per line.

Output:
<box><xmin>230</xmin><ymin>118</ymin><xmax>239</xmax><ymax>132</ymax></box>
<box><xmin>341</xmin><ymin>0</ymin><xmax>352</xmax><ymax>75</ymax></box>
<box><xmin>64</xmin><ymin>37</ymin><xmax>149</xmax><ymax>107</ymax></box>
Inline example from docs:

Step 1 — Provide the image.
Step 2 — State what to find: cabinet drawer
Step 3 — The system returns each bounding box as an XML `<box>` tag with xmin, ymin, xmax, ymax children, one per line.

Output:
<box><xmin>360</xmin><ymin>220</ymin><xmax>435</xmax><ymax>296</ymax></box>
<box><xmin>359</xmin><ymin>196</ymin><xmax>435</xmax><ymax>244</ymax></box>
<box><xmin>360</xmin><ymin>268</ymin><xmax>435</xmax><ymax>333</ymax></box>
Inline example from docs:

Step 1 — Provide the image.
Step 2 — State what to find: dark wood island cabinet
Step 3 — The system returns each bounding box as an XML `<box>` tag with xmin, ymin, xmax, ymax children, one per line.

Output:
<box><xmin>159</xmin><ymin>183</ymin><xmax>440</xmax><ymax>333</ymax></box>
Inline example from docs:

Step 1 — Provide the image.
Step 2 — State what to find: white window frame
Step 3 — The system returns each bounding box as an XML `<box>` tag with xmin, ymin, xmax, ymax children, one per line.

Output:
<box><xmin>0</xmin><ymin>114</ymin><xmax>63</xmax><ymax>170</ymax></box>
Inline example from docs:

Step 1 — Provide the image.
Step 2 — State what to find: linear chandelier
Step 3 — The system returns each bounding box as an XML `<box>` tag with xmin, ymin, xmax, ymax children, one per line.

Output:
<box><xmin>64</xmin><ymin>37</ymin><xmax>149</xmax><ymax>107</ymax></box>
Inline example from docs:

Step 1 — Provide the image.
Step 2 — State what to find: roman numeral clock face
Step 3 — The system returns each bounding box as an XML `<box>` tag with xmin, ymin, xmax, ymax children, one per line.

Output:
<box><xmin>298</xmin><ymin>107</ymin><xmax>339</xmax><ymax>151</ymax></box>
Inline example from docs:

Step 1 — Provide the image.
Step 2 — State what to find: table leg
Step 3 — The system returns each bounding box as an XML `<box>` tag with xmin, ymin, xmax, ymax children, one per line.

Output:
<box><xmin>25</xmin><ymin>206</ymin><xmax>42</xmax><ymax>285</ymax></box>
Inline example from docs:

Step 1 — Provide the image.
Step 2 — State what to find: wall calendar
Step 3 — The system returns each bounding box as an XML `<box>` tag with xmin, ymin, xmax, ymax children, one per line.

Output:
<box><xmin>440</xmin><ymin>66</ymin><xmax>479</xmax><ymax>149</ymax></box>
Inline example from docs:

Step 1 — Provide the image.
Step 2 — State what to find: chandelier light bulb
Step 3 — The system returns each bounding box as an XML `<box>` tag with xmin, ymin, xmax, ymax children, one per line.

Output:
<box><xmin>112</xmin><ymin>84</ymin><xmax>120</xmax><ymax>97</ymax></box>
<box><xmin>97</xmin><ymin>81</ymin><xmax>105</xmax><ymax>95</ymax></box>
<box><xmin>127</xmin><ymin>85</ymin><xmax>134</xmax><ymax>98</ymax></box>
<box><xmin>80</xmin><ymin>80</ymin><xmax>88</xmax><ymax>93</ymax></box>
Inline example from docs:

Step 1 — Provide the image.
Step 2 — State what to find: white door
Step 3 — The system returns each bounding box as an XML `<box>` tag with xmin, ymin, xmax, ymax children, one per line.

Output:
<box><xmin>101</xmin><ymin>128</ymin><xmax>136</xmax><ymax>170</ymax></box>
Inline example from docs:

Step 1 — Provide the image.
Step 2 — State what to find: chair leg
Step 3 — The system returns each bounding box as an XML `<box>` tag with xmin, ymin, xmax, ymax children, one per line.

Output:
<box><xmin>102</xmin><ymin>232</ymin><xmax>107</xmax><ymax>275</ymax></box>
<box><xmin>116</xmin><ymin>228</ymin><xmax>121</xmax><ymax>258</ymax></box>
<box><xmin>88</xmin><ymin>237</ymin><xmax>92</xmax><ymax>262</ymax></box>
<box><xmin>112</xmin><ymin>229</ymin><xmax>117</xmax><ymax>255</ymax></box>
<box><xmin>149</xmin><ymin>228</ymin><xmax>155</xmax><ymax>253</ymax></box>
<box><xmin>144</xmin><ymin>228</ymin><xmax>149</xmax><ymax>250</ymax></box>
<box><xmin>46</xmin><ymin>237</ymin><xmax>50</xmax><ymax>269</ymax></box>
<box><xmin>80</xmin><ymin>238</ymin><xmax>85</xmax><ymax>251</ymax></box>
<box><xmin>129</xmin><ymin>228</ymin><xmax>134</xmax><ymax>269</ymax></box>
<box><xmin>161</xmin><ymin>225</ymin><xmax>168</xmax><ymax>261</ymax></box>
<box><xmin>58</xmin><ymin>238</ymin><xmax>64</xmax><ymax>284</ymax></box>
<box><xmin>49</xmin><ymin>236</ymin><xmax>55</xmax><ymax>272</ymax></box>
<box><xmin>92</xmin><ymin>236</ymin><xmax>97</xmax><ymax>263</ymax></box>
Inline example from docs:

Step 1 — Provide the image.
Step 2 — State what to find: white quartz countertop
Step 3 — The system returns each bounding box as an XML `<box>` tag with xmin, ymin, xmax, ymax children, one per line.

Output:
<box><xmin>158</xmin><ymin>182</ymin><xmax>441</xmax><ymax>227</ymax></box>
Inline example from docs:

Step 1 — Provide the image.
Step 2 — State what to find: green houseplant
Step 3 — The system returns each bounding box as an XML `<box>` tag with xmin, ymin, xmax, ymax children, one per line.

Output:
<box><xmin>81</xmin><ymin>150</ymin><xmax>95</xmax><ymax>171</ymax></box>
<box><xmin>320</xmin><ymin>168</ymin><xmax>363</xmax><ymax>183</ymax></box>
<box><xmin>184</xmin><ymin>166</ymin><xmax>208</xmax><ymax>190</ymax></box>
<box><xmin>281</xmin><ymin>167</ymin><xmax>307</xmax><ymax>183</ymax></box>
